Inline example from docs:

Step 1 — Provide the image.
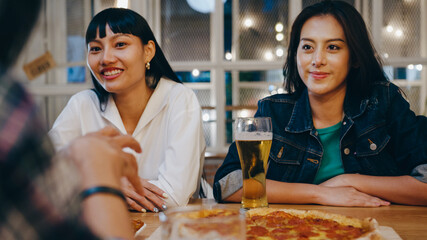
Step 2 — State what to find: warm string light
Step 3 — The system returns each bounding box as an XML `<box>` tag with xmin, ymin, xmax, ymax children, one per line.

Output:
<box><xmin>225</xmin><ymin>52</ymin><xmax>232</xmax><ymax>61</ymax></box>
<box><xmin>243</xmin><ymin>18</ymin><xmax>254</xmax><ymax>28</ymax></box>
<box><xmin>408</xmin><ymin>64</ymin><xmax>423</xmax><ymax>71</ymax></box>
<box><xmin>276</xmin><ymin>33</ymin><xmax>284</xmax><ymax>41</ymax></box>
<box><xmin>275</xmin><ymin>22</ymin><xmax>284</xmax><ymax>32</ymax></box>
<box><xmin>275</xmin><ymin>48</ymin><xmax>284</xmax><ymax>57</ymax></box>
<box><xmin>192</xmin><ymin>69</ymin><xmax>200</xmax><ymax>77</ymax></box>
<box><xmin>264</xmin><ymin>51</ymin><xmax>273</xmax><ymax>61</ymax></box>
<box><xmin>242</xmin><ymin>19</ymin><xmax>287</xmax><ymax>60</ymax></box>
<box><xmin>385</xmin><ymin>24</ymin><xmax>403</xmax><ymax>38</ymax></box>
<box><xmin>269</xmin><ymin>85</ymin><xmax>285</xmax><ymax>95</ymax></box>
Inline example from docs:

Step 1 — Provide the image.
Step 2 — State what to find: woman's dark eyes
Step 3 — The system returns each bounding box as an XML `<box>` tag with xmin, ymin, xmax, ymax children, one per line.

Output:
<box><xmin>88</xmin><ymin>42</ymin><xmax>127</xmax><ymax>51</ymax></box>
<box><xmin>89</xmin><ymin>46</ymin><xmax>101</xmax><ymax>52</ymax></box>
<box><xmin>328</xmin><ymin>45</ymin><xmax>340</xmax><ymax>50</ymax></box>
<box><xmin>301</xmin><ymin>44</ymin><xmax>340</xmax><ymax>51</ymax></box>
<box><xmin>302</xmin><ymin>45</ymin><xmax>312</xmax><ymax>50</ymax></box>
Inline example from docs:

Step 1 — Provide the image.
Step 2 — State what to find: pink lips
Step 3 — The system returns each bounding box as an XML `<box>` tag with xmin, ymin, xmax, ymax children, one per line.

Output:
<box><xmin>310</xmin><ymin>71</ymin><xmax>329</xmax><ymax>80</ymax></box>
<box><xmin>101</xmin><ymin>67</ymin><xmax>123</xmax><ymax>80</ymax></box>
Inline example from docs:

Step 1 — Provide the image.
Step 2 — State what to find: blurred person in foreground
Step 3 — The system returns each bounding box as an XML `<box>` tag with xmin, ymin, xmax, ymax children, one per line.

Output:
<box><xmin>0</xmin><ymin>0</ymin><xmax>145</xmax><ymax>239</ymax></box>
<box><xmin>214</xmin><ymin>0</ymin><xmax>427</xmax><ymax>207</ymax></box>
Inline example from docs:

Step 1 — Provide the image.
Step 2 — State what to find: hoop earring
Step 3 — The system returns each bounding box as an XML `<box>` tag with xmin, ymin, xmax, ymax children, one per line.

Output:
<box><xmin>145</xmin><ymin>62</ymin><xmax>151</xmax><ymax>70</ymax></box>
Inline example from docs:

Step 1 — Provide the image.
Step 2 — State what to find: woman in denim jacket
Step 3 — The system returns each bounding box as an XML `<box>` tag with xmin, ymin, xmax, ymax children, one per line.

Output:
<box><xmin>214</xmin><ymin>0</ymin><xmax>427</xmax><ymax>206</ymax></box>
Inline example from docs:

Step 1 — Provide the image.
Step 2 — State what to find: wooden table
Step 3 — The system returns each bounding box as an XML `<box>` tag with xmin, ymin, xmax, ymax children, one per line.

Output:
<box><xmin>131</xmin><ymin>199</ymin><xmax>427</xmax><ymax>239</ymax></box>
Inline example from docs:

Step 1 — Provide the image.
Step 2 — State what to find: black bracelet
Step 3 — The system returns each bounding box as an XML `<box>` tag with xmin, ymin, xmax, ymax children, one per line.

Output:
<box><xmin>80</xmin><ymin>186</ymin><xmax>126</xmax><ymax>202</ymax></box>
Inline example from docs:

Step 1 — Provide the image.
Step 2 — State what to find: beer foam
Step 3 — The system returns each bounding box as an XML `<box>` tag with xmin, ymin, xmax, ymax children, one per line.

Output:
<box><xmin>235</xmin><ymin>132</ymin><xmax>272</xmax><ymax>141</ymax></box>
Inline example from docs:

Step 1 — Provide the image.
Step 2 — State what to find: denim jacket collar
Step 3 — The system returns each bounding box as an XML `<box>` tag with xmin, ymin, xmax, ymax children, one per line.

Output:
<box><xmin>285</xmin><ymin>88</ymin><xmax>369</xmax><ymax>133</ymax></box>
<box><xmin>343</xmin><ymin>90</ymin><xmax>369</xmax><ymax>120</ymax></box>
<box><xmin>285</xmin><ymin>90</ymin><xmax>313</xmax><ymax>133</ymax></box>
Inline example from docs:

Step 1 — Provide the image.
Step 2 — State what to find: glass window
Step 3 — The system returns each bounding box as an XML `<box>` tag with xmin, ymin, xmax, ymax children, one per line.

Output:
<box><xmin>66</xmin><ymin>0</ymin><xmax>87</xmax><ymax>83</ymax></box>
<box><xmin>176</xmin><ymin>71</ymin><xmax>211</xmax><ymax>83</ymax></box>
<box><xmin>161</xmin><ymin>0</ymin><xmax>211</xmax><ymax>61</ymax></box>
<box><xmin>382</xmin><ymin>0</ymin><xmax>421</xmax><ymax>58</ymax></box>
<box><xmin>237</xmin><ymin>0</ymin><xmax>289</xmax><ymax>61</ymax></box>
<box><xmin>385</xmin><ymin>64</ymin><xmax>425</xmax><ymax>115</ymax></box>
<box><xmin>226</xmin><ymin>70</ymin><xmax>283</xmax><ymax>143</ymax></box>
<box><xmin>384</xmin><ymin>65</ymin><xmax>423</xmax><ymax>81</ymax></box>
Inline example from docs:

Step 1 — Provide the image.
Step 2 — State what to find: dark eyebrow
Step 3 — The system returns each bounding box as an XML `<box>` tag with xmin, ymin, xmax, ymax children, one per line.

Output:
<box><xmin>111</xmin><ymin>33</ymin><xmax>133</xmax><ymax>40</ymax></box>
<box><xmin>300</xmin><ymin>38</ymin><xmax>346</xmax><ymax>43</ymax></box>
<box><xmin>88</xmin><ymin>39</ymin><xmax>100</xmax><ymax>44</ymax></box>
<box><xmin>89</xmin><ymin>33</ymin><xmax>133</xmax><ymax>43</ymax></box>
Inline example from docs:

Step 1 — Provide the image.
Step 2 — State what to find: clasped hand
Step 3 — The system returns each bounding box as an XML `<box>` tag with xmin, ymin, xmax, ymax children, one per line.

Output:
<box><xmin>319</xmin><ymin>174</ymin><xmax>390</xmax><ymax>207</ymax></box>
<box><xmin>121</xmin><ymin>177</ymin><xmax>167</xmax><ymax>212</ymax></box>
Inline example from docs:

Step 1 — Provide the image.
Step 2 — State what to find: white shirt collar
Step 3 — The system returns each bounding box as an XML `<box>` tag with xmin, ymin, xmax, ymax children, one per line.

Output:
<box><xmin>100</xmin><ymin>78</ymin><xmax>176</xmax><ymax>135</ymax></box>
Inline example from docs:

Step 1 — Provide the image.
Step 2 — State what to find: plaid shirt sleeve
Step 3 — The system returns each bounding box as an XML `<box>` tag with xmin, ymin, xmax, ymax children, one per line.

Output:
<box><xmin>0</xmin><ymin>76</ymin><xmax>99</xmax><ymax>240</ymax></box>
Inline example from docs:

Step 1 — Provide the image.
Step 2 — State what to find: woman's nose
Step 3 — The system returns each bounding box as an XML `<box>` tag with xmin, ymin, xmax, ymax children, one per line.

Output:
<box><xmin>312</xmin><ymin>51</ymin><xmax>326</xmax><ymax>67</ymax></box>
<box><xmin>101</xmin><ymin>48</ymin><xmax>116</xmax><ymax>65</ymax></box>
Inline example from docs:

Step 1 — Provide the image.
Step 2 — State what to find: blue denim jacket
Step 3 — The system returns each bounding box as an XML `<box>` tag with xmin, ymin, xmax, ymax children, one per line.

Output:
<box><xmin>213</xmin><ymin>82</ymin><xmax>427</xmax><ymax>202</ymax></box>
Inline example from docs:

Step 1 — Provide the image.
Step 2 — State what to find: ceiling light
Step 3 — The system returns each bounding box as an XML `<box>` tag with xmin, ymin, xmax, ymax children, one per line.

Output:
<box><xmin>394</xmin><ymin>29</ymin><xmax>403</xmax><ymax>37</ymax></box>
<box><xmin>243</xmin><ymin>18</ymin><xmax>254</xmax><ymax>28</ymax></box>
<box><xmin>264</xmin><ymin>51</ymin><xmax>274</xmax><ymax>61</ymax></box>
<box><xmin>225</xmin><ymin>52</ymin><xmax>232</xmax><ymax>61</ymax></box>
<box><xmin>275</xmin><ymin>22</ymin><xmax>284</xmax><ymax>32</ymax></box>
<box><xmin>192</xmin><ymin>69</ymin><xmax>200</xmax><ymax>77</ymax></box>
<box><xmin>275</xmin><ymin>47</ymin><xmax>284</xmax><ymax>57</ymax></box>
<box><xmin>186</xmin><ymin>0</ymin><xmax>227</xmax><ymax>13</ymax></box>
<box><xmin>116</xmin><ymin>0</ymin><xmax>128</xmax><ymax>8</ymax></box>
<box><xmin>276</xmin><ymin>33</ymin><xmax>284</xmax><ymax>41</ymax></box>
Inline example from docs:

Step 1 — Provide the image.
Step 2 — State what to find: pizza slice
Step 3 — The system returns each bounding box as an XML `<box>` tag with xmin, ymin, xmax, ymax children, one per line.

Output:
<box><xmin>246</xmin><ymin>208</ymin><xmax>381</xmax><ymax>240</ymax></box>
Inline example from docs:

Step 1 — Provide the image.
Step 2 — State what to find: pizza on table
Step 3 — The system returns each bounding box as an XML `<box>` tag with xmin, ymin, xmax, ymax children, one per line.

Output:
<box><xmin>173</xmin><ymin>207</ymin><xmax>381</xmax><ymax>240</ymax></box>
<box><xmin>246</xmin><ymin>208</ymin><xmax>381</xmax><ymax>240</ymax></box>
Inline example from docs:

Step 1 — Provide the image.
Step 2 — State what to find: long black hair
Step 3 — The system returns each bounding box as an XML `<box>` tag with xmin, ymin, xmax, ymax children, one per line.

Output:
<box><xmin>85</xmin><ymin>8</ymin><xmax>181</xmax><ymax>110</ymax></box>
<box><xmin>283</xmin><ymin>0</ymin><xmax>388</xmax><ymax>97</ymax></box>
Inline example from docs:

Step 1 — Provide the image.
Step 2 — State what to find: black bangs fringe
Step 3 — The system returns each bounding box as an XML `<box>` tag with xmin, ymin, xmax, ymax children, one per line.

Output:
<box><xmin>85</xmin><ymin>8</ymin><xmax>138</xmax><ymax>44</ymax></box>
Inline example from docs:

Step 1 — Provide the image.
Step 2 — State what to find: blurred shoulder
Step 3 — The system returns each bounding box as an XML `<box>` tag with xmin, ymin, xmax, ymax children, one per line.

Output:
<box><xmin>370</xmin><ymin>81</ymin><xmax>404</xmax><ymax>101</ymax></box>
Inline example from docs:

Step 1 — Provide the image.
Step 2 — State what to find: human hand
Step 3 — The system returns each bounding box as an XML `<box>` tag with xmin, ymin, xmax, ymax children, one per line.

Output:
<box><xmin>317</xmin><ymin>185</ymin><xmax>390</xmax><ymax>207</ymax></box>
<box><xmin>319</xmin><ymin>174</ymin><xmax>355</xmax><ymax>188</ymax></box>
<box><xmin>66</xmin><ymin>126</ymin><xmax>143</xmax><ymax>194</ymax></box>
<box><xmin>121</xmin><ymin>177</ymin><xmax>168</xmax><ymax>212</ymax></box>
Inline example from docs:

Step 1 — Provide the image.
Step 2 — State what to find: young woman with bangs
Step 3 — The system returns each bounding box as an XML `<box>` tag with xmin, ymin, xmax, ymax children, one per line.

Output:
<box><xmin>50</xmin><ymin>8</ymin><xmax>206</xmax><ymax>212</ymax></box>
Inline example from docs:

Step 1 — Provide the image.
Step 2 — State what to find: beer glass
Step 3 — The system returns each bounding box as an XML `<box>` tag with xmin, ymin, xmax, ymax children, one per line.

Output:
<box><xmin>235</xmin><ymin>117</ymin><xmax>272</xmax><ymax>209</ymax></box>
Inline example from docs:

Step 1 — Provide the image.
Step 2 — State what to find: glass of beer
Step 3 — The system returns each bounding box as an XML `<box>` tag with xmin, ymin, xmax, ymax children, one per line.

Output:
<box><xmin>235</xmin><ymin>117</ymin><xmax>272</xmax><ymax>209</ymax></box>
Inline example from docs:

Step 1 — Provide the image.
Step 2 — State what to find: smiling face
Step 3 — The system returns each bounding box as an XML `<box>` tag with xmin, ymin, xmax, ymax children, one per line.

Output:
<box><xmin>296</xmin><ymin>15</ymin><xmax>351</xmax><ymax>99</ymax></box>
<box><xmin>87</xmin><ymin>25</ymin><xmax>154</xmax><ymax>95</ymax></box>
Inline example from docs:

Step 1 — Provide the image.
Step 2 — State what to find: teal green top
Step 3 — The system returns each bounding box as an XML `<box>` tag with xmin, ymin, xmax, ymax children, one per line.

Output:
<box><xmin>313</xmin><ymin>122</ymin><xmax>345</xmax><ymax>184</ymax></box>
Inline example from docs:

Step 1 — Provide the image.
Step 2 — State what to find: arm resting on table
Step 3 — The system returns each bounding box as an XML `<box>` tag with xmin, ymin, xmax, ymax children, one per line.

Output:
<box><xmin>225</xmin><ymin>179</ymin><xmax>390</xmax><ymax>207</ymax></box>
<box><xmin>321</xmin><ymin>174</ymin><xmax>427</xmax><ymax>206</ymax></box>
<box><xmin>224</xmin><ymin>180</ymin><xmax>321</xmax><ymax>204</ymax></box>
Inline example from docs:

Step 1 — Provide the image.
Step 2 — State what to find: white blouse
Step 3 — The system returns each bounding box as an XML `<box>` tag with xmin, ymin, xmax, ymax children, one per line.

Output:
<box><xmin>49</xmin><ymin>79</ymin><xmax>206</xmax><ymax>207</ymax></box>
